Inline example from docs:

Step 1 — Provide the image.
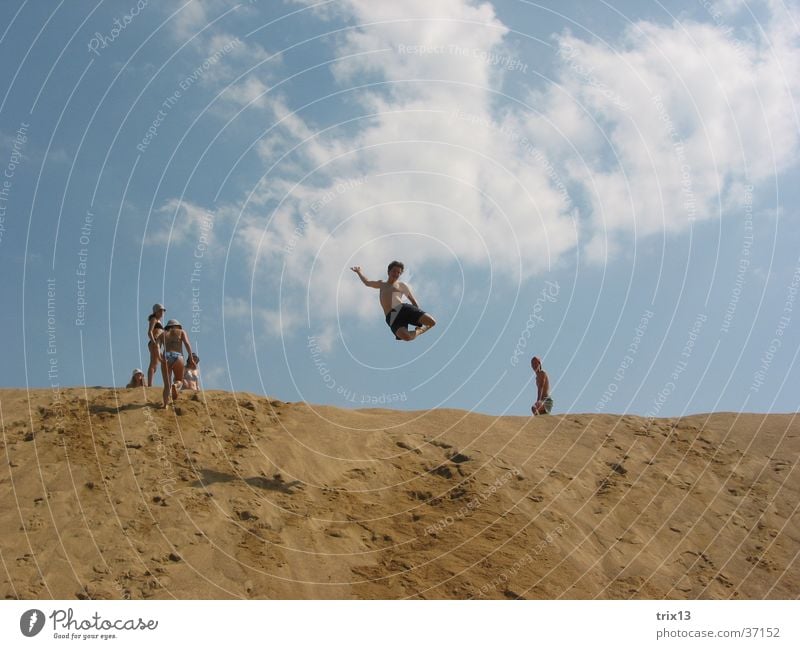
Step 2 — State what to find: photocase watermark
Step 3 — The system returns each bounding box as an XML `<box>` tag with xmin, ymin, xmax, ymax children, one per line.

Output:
<box><xmin>697</xmin><ymin>0</ymin><xmax>750</xmax><ymax>64</ymax></box>
<box><xmin>307</xmin><ymin>335</ymin><xmax>404</xmax><ymax>404</ymax></box>
<box><xmin>189</xmin><ymin>209</ymin><xmax>215</xmax><ymax>334</ymax></box>
<box><xmin>750</xmin><ymin>255</ymin><xmax>799</xmax><ymax>392</ymax></box>
<box><xmin>20</xmin><ymin>609</ymin><xmax>45</xmax><ymax>637</ymax></box>
<box><xmin>87</xmin><ymin>0</ymin><xmax>148</xmax><ymax>56</ymax></box>
<box><xmin>652</xmin><ymin>94</ymin><xmax>696</xmax><ymax>221</ymax></box>
<box><xmin>0</xmin><ymin>121</ymin><xmax>29</xmax><ymax>248</ymax></box>
<box><xmin>510</xmin><ymin>281</ymin><xmax>560</xmax><ymax>366</ymax></box>
<box><xmin>350</xmin><ymin>390</ymin><xmax>407</xmax><ymax>405</ymax></box>
<box><xmin>645</xmin><ymin>312</ymin><xmax>707</xmax><ymax>422</ymax></box>
<box><xmin>45</xmin><ymin>279</ymin><xmax>68</xmax><ymax>437</ymax></box>
<box><xmin>142</xmin><ymin>406</ymin><xmax>179</xmax><ymax>496</ymax></box>
<box><xmin>474</xmin><ymin>521</ymin><xmax>570</xmax><ymax>597</ymax></box>
<box><xmin>451</xmin><ymin>109</ymin><xmax>572</xmax><ymax>209</ymax></box>
<box><xmin>597</xmin><ymin>308</ymin><xmax>655</xmax><ymax>411</ymax></box>
<box><xmin>425</xmin><ymin>467</ymin><xmax>521</xmax><ymax>536</ymax></box>
<box><xmin>558</xmin><ymin>42</ymin><xmax>630</xmax><ymax>111</ymax></box>
<box><xmin>137</xmin><ymin>37</ymin><xmax>242</xmax><ymax>153</ymax></box>
<box><xmin>397</xmin><ymin>43</ymin><xmax>528</xmax><ymax>73</ymax></box>
<box><xmin>284</xmin><ymin>176</ymin><xmax>368</xmax><ymax>256</ymax></box>
<box><xmin>74</xmin><ymin>210</ymin><xmax>94</xmax><ymax>327</ymax></box>
<box><xmin>450</xmin><ymin>44</ymin><xmax>528</xmax><ymax>73</ymax></box>
<box><xmin>46</xmin><ymin>608</ymin><xmax>158</xmax><ymax>639</ymax></box>
<box><xmin>721</xmin><ymin>184</ymin><xmax>754</xmax><ymax>334</ymax></box>
<box><xmin>46</xmin><ymin>279</ymin><xmax>59</xmax><ymax>386</ymax></box>
<box><xmin>308</xmin><ymin>335</ymin><xmax>334</xmax><ymax>388</ymax></box>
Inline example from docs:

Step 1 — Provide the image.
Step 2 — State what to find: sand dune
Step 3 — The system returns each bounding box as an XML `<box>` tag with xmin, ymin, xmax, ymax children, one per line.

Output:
<box><xmin>0</xmin><ymin>387</ymin><xmax>797</xmax><ymax>599</ymax></box>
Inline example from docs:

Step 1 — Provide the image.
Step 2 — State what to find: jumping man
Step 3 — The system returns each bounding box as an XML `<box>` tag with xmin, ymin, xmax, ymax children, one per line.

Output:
<box><xmin>351</xmin><ymin>261</ymin><xmax>437</xmax><ymax>341</ymax></box>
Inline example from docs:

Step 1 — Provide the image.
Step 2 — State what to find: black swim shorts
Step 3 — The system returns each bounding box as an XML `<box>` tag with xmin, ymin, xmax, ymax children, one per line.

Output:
<box><xmin>385</xmin><ymin>304</ymin><xmax>426</xmax><ymax>339</ymax></box>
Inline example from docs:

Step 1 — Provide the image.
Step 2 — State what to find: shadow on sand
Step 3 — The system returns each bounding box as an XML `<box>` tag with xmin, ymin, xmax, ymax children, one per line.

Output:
<box><xmin>89</xmin><ymin>402</ymin><xmax>153</xmax><ymax>415</ymax></box>
<box><xmin>189</xmin><ymin>468</ymin><xmax>302</xmax><ymax>494</ymax></box>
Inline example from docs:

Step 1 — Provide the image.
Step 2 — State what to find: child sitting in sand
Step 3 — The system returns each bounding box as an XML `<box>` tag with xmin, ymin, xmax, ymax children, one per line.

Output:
<box><xmin>126</xmin><ymin>368</ymin><xmax>145</xmax><ymax>388</ymax></box>
<box><xmin>183</xmin><ymin>353</ymin><xmax>200</xmax><ymax>391</ymax></box>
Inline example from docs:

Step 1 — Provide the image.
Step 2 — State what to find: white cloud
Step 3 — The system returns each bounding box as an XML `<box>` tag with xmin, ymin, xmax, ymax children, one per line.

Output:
<box><xmin>168</xmin><ymin>0</ymin><xmax>228</xmax><ymax>43</ymax></box>
<box><xmin>227</xmin><ymin>0</ymin><xmax>578</xmax><ymax>339</ymax></box>
<box><xmin>162</xmin><ymin>1</ymin><xmax>277</xmax><ymax>115</ymax></box>
<box><xmin>200</xmin><ymin>32</ymin><xmax>277</xmax><ymax>112</ymax></box>
<box><xmin>219</xmin><ymin>75</ymin><xmax>270</xmax><ymax>109</ymax></box>
<box><xmin>224</xmin><ymin>296</ymin><xmax>302</xmax><ymax>341</ymax></box>
<box><xmin>534</xmin><ymin>8</ymin><xmax>800</xmax><ymax>258</ymax></box>
<box><xmin>163</xmin><ymin>0</ymin><xmax>799</xmax><ymax>344</ymax></box>
<box><xmin>147</xmin><ymin>198</ymin><xmax>217</xmax><ymax>249</ymax></box>
<box><xmin>45</xmin><ymin>149</ymin><xmax>70</xmax><ymax>165</ymax></box>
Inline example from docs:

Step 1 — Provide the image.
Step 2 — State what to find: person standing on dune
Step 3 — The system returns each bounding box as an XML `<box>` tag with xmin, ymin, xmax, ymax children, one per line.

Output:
<box><xmin>159</xmin><ymin>319</ymin><xmax>194</xmax><ymax>408</ymax></box>
<box><xmin>146</xmin><ymin>303</ymin><xmax>166</xmax><ymax>387</ymax></box>
<box><xmin>351</xmin><ymin>261</ymin><xmax>437</xmax><ymax>341</ymax></box>
<box><xmin>531</xmin><ymin>356</ymin><xmax>553</xmax><ymax>415</ymax></box>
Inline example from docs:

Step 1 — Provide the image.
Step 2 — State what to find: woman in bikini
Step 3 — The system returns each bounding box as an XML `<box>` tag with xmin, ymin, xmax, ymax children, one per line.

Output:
<box><xmin>160</xmin><ymin>319</ymin><xmax>194</xmax><ymax>408</ymax></box>
<box><xmin>146</xmin><ymin>304</ymin><xmax>166</xmax><ymax>387</ymax></box>
<box><xmin>183</xmin><ymin>353</ymin><xmax>200</xmax><ymax>391</ymax></box>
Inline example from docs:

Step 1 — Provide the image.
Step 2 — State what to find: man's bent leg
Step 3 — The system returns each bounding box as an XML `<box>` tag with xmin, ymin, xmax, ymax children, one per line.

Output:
<box><xmin>395</xmin><ymin>313</ymin><xmax>436</xmax><ymax>341</ymax></box>
<box><xmin>419</xmin><ymin>313</ymin><xmax>436</xmax><ymax>328</ymax></box>
<box><xmin>412</xmin><ymin>313</ymin><xmax>436</xmax><ymax>338</ymax></box>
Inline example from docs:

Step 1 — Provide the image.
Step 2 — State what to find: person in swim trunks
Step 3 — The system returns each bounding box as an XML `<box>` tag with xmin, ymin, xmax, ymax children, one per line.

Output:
<box><xmin>531</xmin><ymin>356</ymin><xmax>553</xmax><ymax>415</ymax></box>
<box><xmin>351</xmin><ymin>261</ymin><xmax>437</xmax><ymax>341</ymax></box>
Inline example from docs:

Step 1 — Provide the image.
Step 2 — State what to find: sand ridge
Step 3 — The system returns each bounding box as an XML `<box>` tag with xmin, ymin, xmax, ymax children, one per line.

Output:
<box><xmin>0</xmin><ymin>387</ymin><xmax>797</xmax><ymax>599</ymax></box>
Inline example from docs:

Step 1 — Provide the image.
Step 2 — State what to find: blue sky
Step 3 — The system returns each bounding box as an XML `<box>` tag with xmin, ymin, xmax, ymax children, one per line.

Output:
<box><xmin>1</xmin><ymin>0</ymin><xmax>798</xmax><ymax>417</ymax></box>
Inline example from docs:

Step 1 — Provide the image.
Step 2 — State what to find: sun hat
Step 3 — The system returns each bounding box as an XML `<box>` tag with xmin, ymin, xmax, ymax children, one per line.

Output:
<box><xmin>132</xmin><ymin>368</ymin><xmax>143</xmax><ymax>376</ymax></box>
<box><xmin>152</xmin><ymin>303</ymin><xmax>166</xmax><ymax>313</ymax></box>
<box><xmin>165</xmin><ymin>319</ymin><xmax>182</xmax><ymax>329</ymax></box>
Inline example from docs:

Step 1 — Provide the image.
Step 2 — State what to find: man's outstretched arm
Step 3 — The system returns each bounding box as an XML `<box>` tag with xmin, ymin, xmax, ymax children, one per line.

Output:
<box><xmin>351</xmin><ymin>266</ymin><xmax>381</xmax><ymax>288</ymax></box>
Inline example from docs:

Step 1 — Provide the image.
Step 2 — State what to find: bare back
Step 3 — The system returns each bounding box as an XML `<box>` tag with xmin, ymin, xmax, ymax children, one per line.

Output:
<box><xmin>162</xmin><ymin>328</ymin><xmax>185</xmax><ymax>353</ymax></box>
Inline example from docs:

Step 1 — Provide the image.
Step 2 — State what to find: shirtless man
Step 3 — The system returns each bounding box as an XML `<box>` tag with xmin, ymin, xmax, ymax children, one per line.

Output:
<box><xmin>351</xmin><ymin>261</ymin><xmax>437</xmax><ymax>341</ymax></box>
<box><xmin>531</xmin><ymin>356</ymin><xmax>553</xmax><ymax>415</ymax></box>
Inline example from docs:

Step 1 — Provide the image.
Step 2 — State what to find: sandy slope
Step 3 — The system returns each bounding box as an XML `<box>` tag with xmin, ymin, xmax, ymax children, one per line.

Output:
<box><xmin>0</xmin><ymin>387</ymin><xmax>797</xmax><ymax>599</ymax></box>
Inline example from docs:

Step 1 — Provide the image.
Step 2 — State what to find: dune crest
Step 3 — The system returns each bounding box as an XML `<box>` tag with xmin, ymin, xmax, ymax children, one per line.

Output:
<box><xmin>1</xmin><ymin>388</ymin><xmax>797</xmax><ymax>599</ymax></box>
